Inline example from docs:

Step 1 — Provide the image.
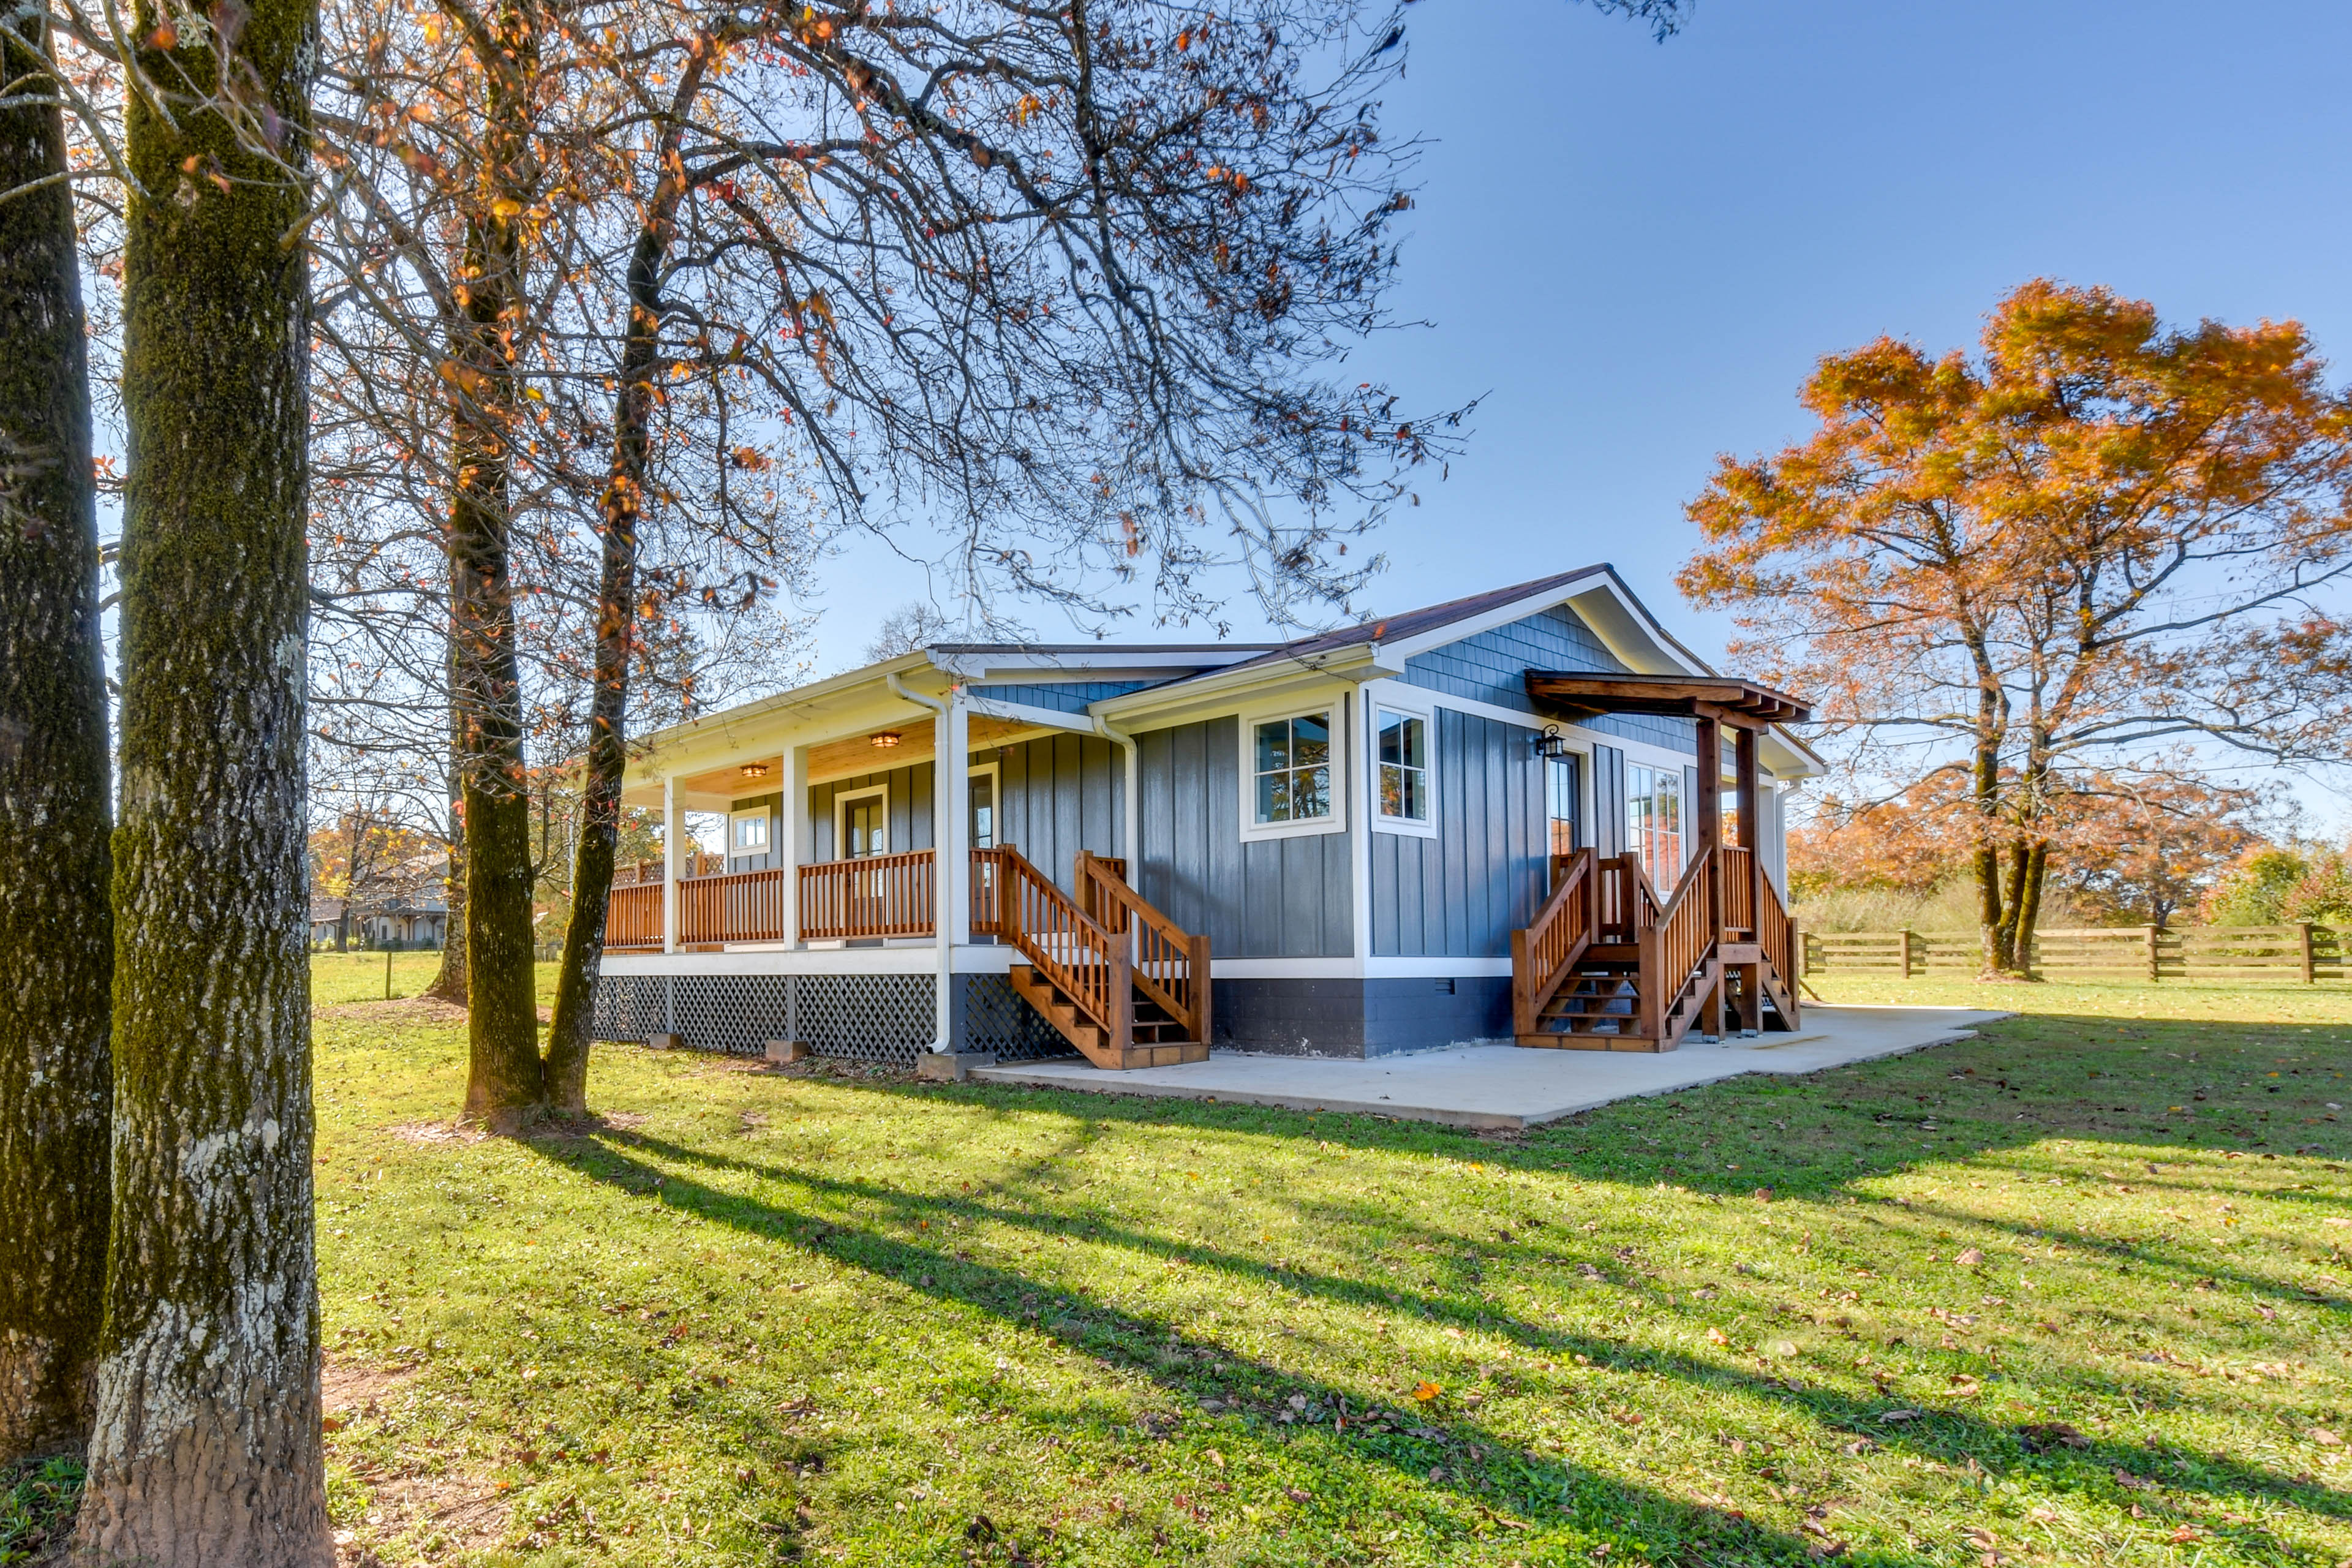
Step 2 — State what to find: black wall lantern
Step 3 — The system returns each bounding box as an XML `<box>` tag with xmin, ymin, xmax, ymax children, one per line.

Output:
<box><xmin>1531</xmin><ymin>724</ymin><xmax>1569</xmax><ymax>761</ymax></box>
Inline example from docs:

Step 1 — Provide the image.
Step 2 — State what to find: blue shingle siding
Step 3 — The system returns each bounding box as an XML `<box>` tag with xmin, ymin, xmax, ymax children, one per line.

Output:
<box><xmin>1400</xmin><ymin>603</ymin><xmax>1696</xmax><ymax>755</ymax></box>
<box><xmin>968</xmin><ymin>680</ymin><xmax>1161</xmax><ymax>714</ymax></box>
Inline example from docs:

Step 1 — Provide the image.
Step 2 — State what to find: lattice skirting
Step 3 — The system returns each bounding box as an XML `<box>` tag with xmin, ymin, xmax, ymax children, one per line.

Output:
<box><xmin>589</xmin><ymin>972</ymin><xmax>1076</xmax><ymax>1066</ymax></box>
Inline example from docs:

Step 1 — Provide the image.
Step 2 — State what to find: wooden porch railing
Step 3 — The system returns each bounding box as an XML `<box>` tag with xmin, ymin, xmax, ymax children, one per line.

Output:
<box><xmin>993</xmin><ymin>846</ymin><xmax>1129</xmax><ymax>1043</ymax></box>
<box><xmin>678</xmin><ymin>865</ymin><xmax>788</xmax><ymax>946</ymax></box>
<box><xmin>799</xmin><ymin>848</ymin><xmax>935</xmax><ymax>941</ymax></box>
<box><xmin>1640</xmin><ymin>845</ymin><xmax>1714</xmax><ymax>1040</ymax></box>
<box><xmin>1511</xmin><ymin>847</ymin><xmax>1596</xmax><ymax>1037</ymax></box>
<box><xmin>1076</xmin><ymin>852</ymin><xmax>1210</xmax><ymax>1044</ymax></box>
<box><xmin>607</xmin><ymin>881</ymin><xmax>665</xmax><ymax>951</ymax></box>
<box><xmin>1720</xmin><ymin>843</ymin><xmax>1755</xmax><ymax>937</ymax></box>
<box><xmin>1596</xmin><ymin>853</ymin><xmax>1651</xmax><ymax>944</ymax></box>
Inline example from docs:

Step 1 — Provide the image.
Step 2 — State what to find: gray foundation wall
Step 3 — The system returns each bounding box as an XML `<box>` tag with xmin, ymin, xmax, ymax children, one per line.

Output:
<box><xmin>1212</xmin><ymin>976</ymin><xmax>1512</xmax><ymax>1058</ymax></box>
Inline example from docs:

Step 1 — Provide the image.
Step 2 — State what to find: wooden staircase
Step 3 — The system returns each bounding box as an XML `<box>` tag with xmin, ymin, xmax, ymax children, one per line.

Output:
<box><xmin>1513</xmin><ymin>846</ymin><xmax>1801</xmax><ymax>1052</ymax></box>
<box><xmin>980</xmin><ymin>847</ymin><xmax>1212</xmax><ymax>1070</ymax></box>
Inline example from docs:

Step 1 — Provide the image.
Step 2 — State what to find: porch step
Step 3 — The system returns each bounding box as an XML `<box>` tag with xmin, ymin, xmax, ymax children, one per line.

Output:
<box><xmin>1006</xmin><ymin>964</ymin><xmax>1210</xmax><ymax>1071</ymax></box>
<box><xmin>1520</xmin><ymin>964</ymin><xmax>1664</xmax><ymax>1050</ymax></box>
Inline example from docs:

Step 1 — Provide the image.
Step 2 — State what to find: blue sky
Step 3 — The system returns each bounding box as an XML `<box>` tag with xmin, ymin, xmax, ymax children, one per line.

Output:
<box><xmin>815</xmin><ymin>0</ymin><xmax>2352</xmax><ymax>682</ymax></box>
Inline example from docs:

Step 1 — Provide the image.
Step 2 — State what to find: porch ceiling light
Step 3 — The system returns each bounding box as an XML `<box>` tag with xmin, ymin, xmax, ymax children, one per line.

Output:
<box><xmin>739</xmin><ymin>761</ymin><xmax>771</xmax><ymax>778</ymax></box>
<box><xmin>870</xmin><ymin>731</ymin><xmax>902</xmax><ymax>748</ymax></box>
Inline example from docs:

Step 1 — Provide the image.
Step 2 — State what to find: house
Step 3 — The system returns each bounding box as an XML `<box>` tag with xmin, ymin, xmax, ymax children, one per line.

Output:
<box><xmin>309</xmin><ymin>855</ymin><xmax>451</xmax><ymax>950</ymax></box>
<box><xmin>590</xmin><ymin>566</ymin><xmax>1822</xmax><ymax>1069</ymax></box>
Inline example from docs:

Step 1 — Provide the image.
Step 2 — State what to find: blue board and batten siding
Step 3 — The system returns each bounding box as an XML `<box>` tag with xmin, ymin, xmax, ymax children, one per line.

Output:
<box><xmin>1134</xmin><ymin>715</ymin><xmax>1351</xmax><ymax>959</ymax></box>
<box><xmin>1371</xmin><ymin>709</ymin><xmax>1548</xmax><ymax>957</ymax></box>
<box><xmin>1400</xmin><ymin>603</ymin><xmax>1697</xmax><ymax>756</ymax></box>
<box><xmin>992</xmin><ymin>731</ymin><xmax>1125</xmax><ymax>898</ymax></box>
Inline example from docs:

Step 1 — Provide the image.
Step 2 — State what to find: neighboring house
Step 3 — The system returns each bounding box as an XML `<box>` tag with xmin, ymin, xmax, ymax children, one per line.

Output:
<box><xmin>312</xmin><ymin>855</ymin><xmax>451</xmax><ymax>949</ymax></box>
<box><xmin>593</xmin><ymin>566</ymin><xmax>1823</xmax><ymax>1068</ymax></box>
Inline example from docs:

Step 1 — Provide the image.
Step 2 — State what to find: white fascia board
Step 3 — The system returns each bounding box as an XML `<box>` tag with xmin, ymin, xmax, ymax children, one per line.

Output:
<box><xmin>961</xmin><ymin>694</ymin><xmax>1106</xmax><ymax>736</ymax></box>
<box><xmin>1088</xmin><ymin>643</ymin><xmax>1388</xmax><ymax>728</ymax></box>
<box><xmin>1760</xmin><ymin>728</ymin><xmax>1828</xmax><ymax>780</ymax></box>
<box><xmin>930</xmin><ymin>646</ymin><xmax>1270</xmax><ymax>682</ymax></box>
<box><xmin>1376</xmin><ymin>566</ymin><xmax>1613</xmax><ymax>665</ymax></box>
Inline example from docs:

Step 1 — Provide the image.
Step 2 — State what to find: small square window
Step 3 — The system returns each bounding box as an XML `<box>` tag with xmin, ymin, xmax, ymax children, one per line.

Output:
<box><xmin>1252</xmin><ymin>712</ymin><xmax>1332</xmax><ymax>824</ymax></box>
<box><xmin>1376</xmin><ymin>709</ymin><xmax>1428</xmax><ymax>821</ymax></box>
<box><xmin>732</xmin><ymin>814</ymin><xmax>769</xmax><ymax>851</ymax></box>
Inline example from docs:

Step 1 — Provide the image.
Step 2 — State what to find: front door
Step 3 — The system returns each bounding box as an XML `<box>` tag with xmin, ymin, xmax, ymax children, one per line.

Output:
<box><xmin>844</xmin><ymin>795</ymin><xmax>886</xmax><ymax>859</ymax></box>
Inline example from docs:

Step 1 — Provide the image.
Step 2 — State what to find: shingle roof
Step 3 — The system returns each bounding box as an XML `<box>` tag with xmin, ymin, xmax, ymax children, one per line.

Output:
<box><xmin>1213</xmin><ymin>566</ymin><xmax>1610</xmax><ymax>675</ymax></box>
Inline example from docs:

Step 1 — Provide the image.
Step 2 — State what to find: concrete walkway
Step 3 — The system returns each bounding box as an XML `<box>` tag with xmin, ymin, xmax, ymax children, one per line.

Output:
<box><xmin>967</xmin><ymin>1005</ymin><xmax>2012</xmax><ymax>1130</ymax></box>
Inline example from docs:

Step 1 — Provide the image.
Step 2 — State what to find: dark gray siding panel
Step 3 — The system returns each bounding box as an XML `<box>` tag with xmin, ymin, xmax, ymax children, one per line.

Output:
<box><xmin>1368</xmin><ymin>707</ymin><xmax>1548</xmax><ymax>958</ymax></box>
<box><xmin>1135</xmin><ymin>714</ymin><xmax>1351</xmax><ymax>959</ymax></box>
<box><xmin>807</xmin><ymin>763</ymin><xmax>933</xmax><ymax>861</ymax></box>
<box><xmin>1400</xmin><ymin>602</ymin><xmax>1697</xmax><ymax>755</ymax></box>
<box><xmin>985</xmin><ymin>731</ymin><xmax>1125</xmax><ymax>896</ymax></box>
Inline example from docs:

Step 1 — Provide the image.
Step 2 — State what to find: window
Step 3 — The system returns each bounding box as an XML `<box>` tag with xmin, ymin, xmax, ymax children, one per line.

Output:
<box><xmin>731</xmin><ymin>813</ymin><xmax>769</xmax><ymax>853</ymax></box>
<box><xmin>1626</xmin><ymin>763</ymin><xmax>1683</xmax><ymax>888</ymax></box>
<box><xmin>1375</xmin><ymin>708</ymin><xmax>1428</xmax><ymax>823</ymax></box>
<box><xmin>1253</xmin><ymin>710</ymin><xmax>1332</xmax><ymax>824</ymax></box>
<box><xmin>1547</xmin><ymin>753</ymin><xmax>1581</xmax><ymax>859</ymax></box>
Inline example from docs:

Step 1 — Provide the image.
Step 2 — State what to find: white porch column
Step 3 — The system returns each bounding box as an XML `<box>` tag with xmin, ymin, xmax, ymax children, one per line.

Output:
<box><xmin>778</xmin><ymin>744</ymin><xmax>804</xmax><ymax>947</ymax></box>
<box><xmin>938</xmin><ymin>686</ymin><xmax>971</xmax><ymax>946</ymax></box>
<box><xmin>662</xmin><ymin>775</ymin><xmax>685</xmax><ymax>954</ymax></box>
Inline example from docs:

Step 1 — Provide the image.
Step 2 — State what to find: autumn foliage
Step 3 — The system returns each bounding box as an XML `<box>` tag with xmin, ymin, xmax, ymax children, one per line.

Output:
<box><xmin>1684</xmin><ymin>281</ymin><xmax>2352</xmax><ymax>973</ymax></box>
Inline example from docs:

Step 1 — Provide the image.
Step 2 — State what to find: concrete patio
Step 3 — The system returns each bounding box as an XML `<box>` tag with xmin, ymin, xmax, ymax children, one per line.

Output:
<box><xmin>966</xmin><ymin>1004</ymin><xmax>2011</xmax><ymax>1129</ymax></box>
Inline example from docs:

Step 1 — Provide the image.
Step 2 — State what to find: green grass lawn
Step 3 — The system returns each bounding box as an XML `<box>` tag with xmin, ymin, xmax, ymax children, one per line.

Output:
<box><xmin>301</xmin><ymin>963</ymin><xmax>2352</xmax><ymax>1565</ymax></box>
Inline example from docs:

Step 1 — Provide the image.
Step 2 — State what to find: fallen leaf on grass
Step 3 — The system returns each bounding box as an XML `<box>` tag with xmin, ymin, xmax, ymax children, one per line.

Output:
<box><xmin>1954</xmin><ymin>1248</ymin><xmax>1985</xmax><ymax>1268</ymax></box>
<box><xmin>1877</xmin><ymin>1409</ymin><xmax>1923</xmax><ymax>1423</ymax></box>
<box><xmin>2308</xmin><ymin>1428</ymin><xmax>2343</xmax><ymax>1446</ymax></box>
<box><xmin>1411</xmin><ymin>1381</ymin><xmax>1441</xmax><ymax>1403</ymax></box>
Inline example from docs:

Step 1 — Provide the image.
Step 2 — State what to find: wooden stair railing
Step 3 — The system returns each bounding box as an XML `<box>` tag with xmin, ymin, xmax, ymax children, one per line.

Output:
<box><xmin>1720</xmin><ymin>843</ymin><xmax>1757</xmax><ymax>937</ymax></box>
<box><xmin>1511</xmin><ymin>848</ymin><xmax>1596</xmax><ymax>1038</ymax></box>
<box><xmin>1752</xmin><ymin>857</ymin><xmax>1802</xmax><ymax>1028</ymax></box>
<box><xmin>1642</xmin><ymin>845</ymin><xmax>1716</xmax><ymax>1047</ymax></box>
<box><xmin>981</xmin><ymin>846</ymin><xmax>1210</xmax><ymax>1069</ymax></box>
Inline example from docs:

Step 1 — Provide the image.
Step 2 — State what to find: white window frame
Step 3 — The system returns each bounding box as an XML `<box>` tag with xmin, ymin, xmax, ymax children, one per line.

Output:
<box><xmin>1368</xmin><ymin>692</ymin><xmax>1436</xmax><ymax>840</ymax></box>
<box><xmin>965</xmin><ymin>759</ymin><xmax>1002</xmax><ymax>850</ymax></box>
<box><xmin>1238</xmin><ymin>698</ymin><xmax>1346</xmax><ymax>842</ymax></box>
<box><xmin>832</xmin><ymin>782</ymin><xmax>889</xmax><ymax>860</ymax></box>
<box><xmin>729</xmin><ymin>805</ymin><xmax>772</xmax><ymax>858</ymax></box>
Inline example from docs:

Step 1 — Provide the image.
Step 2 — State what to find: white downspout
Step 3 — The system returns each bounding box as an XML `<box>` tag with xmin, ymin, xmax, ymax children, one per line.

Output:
<box><xmin>1093</xmin><ymin>713</ymin><xmax>1140</xmax><ymax>870</ymax></box>
<box><xmin>886</xmin><ymin>669</ymin><xmax>956</xmax><ymax>1054</ymax></box>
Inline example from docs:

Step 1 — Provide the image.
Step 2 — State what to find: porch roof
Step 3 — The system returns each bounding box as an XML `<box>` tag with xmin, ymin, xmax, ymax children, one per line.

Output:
<box><xmin>1523</xmin><ymin>671</ymin><xmax>1811</xmax><ymax>729</ymax></box>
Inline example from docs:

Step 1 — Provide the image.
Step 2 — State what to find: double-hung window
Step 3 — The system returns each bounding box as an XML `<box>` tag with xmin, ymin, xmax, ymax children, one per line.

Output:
<box><xmin>1252</xmin><ymin>711</ymin><xmax>1332</xmax><ymax>825</ymax></box>
<box><xmin>1374</xmin><ymin>707</ymin><xmax>1428</xmax><ymax>824</ymax></box>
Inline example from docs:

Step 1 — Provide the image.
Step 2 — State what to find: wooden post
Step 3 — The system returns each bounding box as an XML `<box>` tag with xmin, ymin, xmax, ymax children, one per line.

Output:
<box><xmin>1189</xmin><ymin>932</ymin><xmax>1213</xmax><ymax>1045</ymax></box>
<box><xmin>2300</xmin><ymin>921</ymin><xmax>2315</xmax><ymax>984</ymax></box>
<box><xmin>384</xmin><ymin>948</ymin><xmax>393</xmax><ymax>1000</ymax></box>
<box><xmin>1733</xmin><ymin>725</ymin><xmax>1761</xmax><ymax>924</ymax></box>
<box><xmin>1694</xmin><ymin>714</ymin><xmax>1722</xmax><ymax>932</ymax></box>
<box><xmin>2146</xmin><ymin>924</ymin><xmax>2161</xmax><ymax>983</ymax></box>
<box><xmin>1899</xmin><ymin>928</ymin><xmax>1915</xmax><ymax>979</ymax></box>
<box><xmin>1510</xmin><ymin>928</ymin><xmax>1532</xmax><ymax>1039</ymax></box>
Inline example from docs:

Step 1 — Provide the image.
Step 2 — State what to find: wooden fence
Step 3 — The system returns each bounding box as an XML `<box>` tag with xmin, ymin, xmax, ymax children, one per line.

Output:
<box><xmin>1801</xmin><ymin>923</ymin><xmax>2342</xmax><ymax>982</ymax></box>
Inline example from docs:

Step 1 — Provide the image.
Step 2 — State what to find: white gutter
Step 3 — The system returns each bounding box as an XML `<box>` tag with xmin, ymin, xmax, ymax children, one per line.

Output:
<box><xmin>1093</xmin><ymin>714</ymin><xmax>1140</xmax><ymax>868</ymax></box>
<box><xmin>885</xmin><ymin>670</ymin><xmax>955</xmax><ymax>1055</ymax></box>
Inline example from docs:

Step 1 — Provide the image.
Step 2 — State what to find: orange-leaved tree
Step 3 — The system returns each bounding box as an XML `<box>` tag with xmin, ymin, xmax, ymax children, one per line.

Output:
<box><xmin>1683</xmin><ymin>280</ymin><xmax>2352</xmax><ymax>976</ymax></box>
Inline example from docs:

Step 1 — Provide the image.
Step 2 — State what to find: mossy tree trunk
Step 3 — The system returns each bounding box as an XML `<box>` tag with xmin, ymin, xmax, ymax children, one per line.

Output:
<box><xmin>452</xmin><ymin>0</ymin><xmax>546</xmax><ymax>1125</ymax></box>
<box><xmin>543</xmin><ymin>204</ymin><xmax>674</xmax><ymax>1112</ymax></box>
<box><xmin>71</xmin><ymin>0</ymin><xmax>331</xmax><ymax>1550</ymax></box>
<box><xmin>0</xmin><ymin>2</ymin><xmax>112</xmax><ymax>1466</ymax></box>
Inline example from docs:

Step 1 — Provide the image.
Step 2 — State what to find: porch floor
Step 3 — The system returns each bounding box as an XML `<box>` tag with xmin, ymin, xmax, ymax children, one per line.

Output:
<box><xmin>965</xmin><ymin>1004</ymin><xmax>2012</xmax><ymax>1131</ymax></box>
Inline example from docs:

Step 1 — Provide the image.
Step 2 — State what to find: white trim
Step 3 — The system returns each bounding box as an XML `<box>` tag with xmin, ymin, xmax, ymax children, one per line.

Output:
<box><xmin>1367</xmin><ymin>691</ymin><xmax>1437</xmax><ymax>840</ymax></box>
<box><xmin>832</xmin><ymin>782</ymin><xmax>889</xmax><ymax>858</ymax></box>
<box><xmin>728</xmin><ymin>806</ymin><xmax>772</xmax><ymax>858</ymax></box>
<box><xmin>1237</xmin><ymin>698</ymin><xmax>1347</xmax><ymax>842</ymax></box>
<box><xmin>603</xmin><ymin>948</ymin><xmax>1512</xmax><ymax>979</ymax></box>
<box><xmin>662</xmin><ymin>777</ymin><xmax>685</xmax><ymax>955</ymax></box>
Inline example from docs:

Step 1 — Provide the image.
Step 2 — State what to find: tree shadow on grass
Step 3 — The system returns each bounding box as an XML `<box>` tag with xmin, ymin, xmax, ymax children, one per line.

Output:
<box><xmin>529</xmin><ymin>1123</ymin><xmax>2351</xmax><ymax>1556</ymax></box>
<box><xmin>521</xmin><ymin>1129</ymin><xmax>1858</xmax><ymax>1566</ymax></box>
